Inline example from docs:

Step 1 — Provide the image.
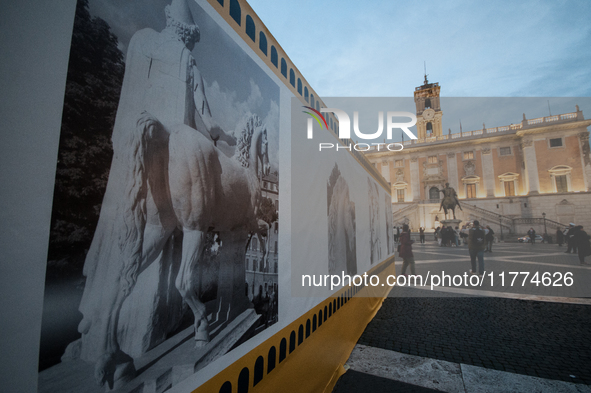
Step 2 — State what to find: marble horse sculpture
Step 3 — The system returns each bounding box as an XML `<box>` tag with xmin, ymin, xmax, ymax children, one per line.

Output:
<box><xmin>71</xmin><ymin>0</ymin><xmax>270</xmax><ymax>388</ymax></box>
<box><xmin>84</xmin><ymin>111</ymin><xmax>269</xmax><ymax>388</ymax></box>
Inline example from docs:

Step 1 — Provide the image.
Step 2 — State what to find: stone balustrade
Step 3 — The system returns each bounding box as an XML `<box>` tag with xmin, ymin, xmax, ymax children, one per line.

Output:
<box><xmin>367</xmin><ymin>111</ymin><xmax>579</xmax><ymax>151</ymax></box>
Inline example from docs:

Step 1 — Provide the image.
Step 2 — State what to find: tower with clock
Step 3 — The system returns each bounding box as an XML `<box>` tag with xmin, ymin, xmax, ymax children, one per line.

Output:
<box><xmin>414</xmin><ymin>74</ymin><xmax>443</xmax><ymax>139</ymax></box>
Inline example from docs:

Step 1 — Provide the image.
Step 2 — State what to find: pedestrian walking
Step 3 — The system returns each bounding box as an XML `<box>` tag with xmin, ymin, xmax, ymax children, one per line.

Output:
<box><xmin>399</xmin><ymin>224</ymin><xmax>416</xmax><ymax>275</ymax></box>
<box><xmin>573</xmin><ymin>225</ymin><xmax>591</xmax><ymax>265</ymax></box>
<box><xmin>435</xmin><ymin>226</ymin><xmax>441</xmax><ymax>245</ymax></box>
<box><xmin>468</xmin><ymin>220</ymin><xmax>486</xmax><ymax>275</ymax></box>
<box><xmin>565</xmin><ymin>223</ymin><xmax>578</xmax><ymax>254</ymax></box>
<box><xmin>485</xmin><ymin>225</ymin><xmax>495</xmax><ymax>252</ymax></box>
<box><xmin>556</xmin><ymin>228</ymin><xmax>564</xmax><ymax>247</ymax></box>
<box><xmin>419</xmin><ymin>227</ymin><xmax>425</xmax><ymax>244</ymax></box>
<box><xmin>395</xmin><ymin>226</ymin><xmax>400</xmax><ymax>243</ymax></box>
<box><xmin>454</xmin><ymin>226</ymin><xmax>460</xmax><ymax>247</ymax></box>
<box><xmin>527</xmin><ymin>227</ymin><xmax>536</xmax><ymax>244</ymax></box>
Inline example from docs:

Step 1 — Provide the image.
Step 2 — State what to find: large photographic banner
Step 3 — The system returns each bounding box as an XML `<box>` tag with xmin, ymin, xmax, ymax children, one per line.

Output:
<box><xmin>290</xmin><ymin>101</ymin><xmax>395</xmax><ymax>299</ymax></box>
<box><xmin>1</xmin><ymin>0</ymin><xmax>396</xmax><ymax>392</ymax></box>
<box><xmin>38</xmin><ymin>0</ymin><xmax>284</xmax><ymax>391</ymax></box>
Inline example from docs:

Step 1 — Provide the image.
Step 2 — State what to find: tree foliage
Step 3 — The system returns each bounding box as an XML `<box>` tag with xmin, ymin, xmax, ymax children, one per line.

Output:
<box><xmin>258</xmin><ymin>197</ymin><xmax>278</xmax><ymax>228</ymax></box>
<box><xmin>48</xmin><ymin>0</ymin><xmax>125</xmax><ymax>262</ymax></box>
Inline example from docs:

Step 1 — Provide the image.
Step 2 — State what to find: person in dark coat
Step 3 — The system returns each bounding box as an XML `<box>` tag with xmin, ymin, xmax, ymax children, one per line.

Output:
<box><xmin>565</xmin><ymin>223</ymin><xmax>578</xmax><ymax>254</ymax></box>
<box><xmin>419</xmin><ymin>227</ymin><xmax>425</xmax><ymax>244</ymax></box>
<box><xmin>556</xmin><ymin>228</ymin><xmax>564</xmax><ymax>247</ymax></box>
<box><xmin>573</xmin><ymin>225</ymin><xmax>591</xmax><ymax>265</ymax></box>
<box><xmin>399</xmin><ymin>224</ymin><xmax>415</xmax><ymax>275</ymax></box>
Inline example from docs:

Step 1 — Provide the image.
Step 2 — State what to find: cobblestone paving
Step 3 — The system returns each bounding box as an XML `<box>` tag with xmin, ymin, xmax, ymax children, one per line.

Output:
<box><xmin>355</xmin><ymin>241</ymin><xmax>591</xmax><ymax>386</ymax></box>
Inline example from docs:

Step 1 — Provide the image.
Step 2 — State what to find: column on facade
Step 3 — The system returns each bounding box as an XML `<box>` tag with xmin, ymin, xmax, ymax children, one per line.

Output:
<box><xmin>381</xmin><ymin>159</ymin><xmax>390</xmax><ymax>184</ymax></box>
<box><xmin>481</xmin><ymin>147</ymin><xmax>495</xmax><ymax>197</ymax></box>
<box><xmin>578</xmin><ymin>132</ymin><xmax>591</xmax><ymax>191</ymax></box>
<box><xmin>521</xmin><ymin>139</ymin><xmax>540</xmax><ymax>195</ymax></box>
<box><xmin>446</xmin><ymin>152</ymin><xmax>459</xmax><ymax>193</ymax></box>
<box><xmin>410</xmin><ymin>157</ymin><xmax>420</xmax><ymax>200</ymax></box>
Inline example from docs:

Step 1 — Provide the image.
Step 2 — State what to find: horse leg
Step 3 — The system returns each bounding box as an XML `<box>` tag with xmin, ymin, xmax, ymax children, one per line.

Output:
<box><xmin>175</xmin><ymin>229</ymin><xmax>210</xmax><ymax>347</ymax></box>
<box><xmin>93</xmin><ymin>288</ymin><xmax>136</xmax><ymax>389</ymax></box>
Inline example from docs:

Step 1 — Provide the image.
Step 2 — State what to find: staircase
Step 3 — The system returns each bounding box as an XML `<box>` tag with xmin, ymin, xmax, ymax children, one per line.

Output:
<box><xmin>461</xmin><ymin>203</ymin><xmax>570</xmax><ymax>235</ymax></box>
<box><xmin>461</xmin><ymin>203</ymin><xmax>513</xmax><ymax>232</ymax></box>
<box><xmin>391</xmin><ymin>202</ymin><xmax>418</xmax><ymax>225</ymax></box>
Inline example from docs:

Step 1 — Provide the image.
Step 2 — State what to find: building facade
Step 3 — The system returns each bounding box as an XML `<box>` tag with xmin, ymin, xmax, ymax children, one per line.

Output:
<box><xmin>245</xmin><ymin>171</ymin><xmax>279</xmax><ymax>301</ymax></box>
<box><xmin>365</xmin><ymin>79</ymin><xmax>591</xmax><ymax>238</ymax></box>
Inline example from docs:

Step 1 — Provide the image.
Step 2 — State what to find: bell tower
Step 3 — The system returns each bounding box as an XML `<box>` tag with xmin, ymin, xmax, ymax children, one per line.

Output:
<box><xmin>414</xmin><ymin>72</ymin><xmax>442</xmax><ymax>139</ymax></box>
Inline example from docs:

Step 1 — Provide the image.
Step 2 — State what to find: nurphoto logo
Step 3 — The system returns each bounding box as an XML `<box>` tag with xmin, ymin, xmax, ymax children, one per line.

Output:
<box><xmin>303</xmin><ymin>106</ymin><xmax>418</xmax><ymax>152</ymax></box>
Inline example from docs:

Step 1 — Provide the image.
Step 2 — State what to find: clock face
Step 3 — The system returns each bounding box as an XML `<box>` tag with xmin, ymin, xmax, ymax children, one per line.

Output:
<box><xmin>423</xmin><ymin>108</ymin><xmax>435</xmax><ymax>120</ymax></box>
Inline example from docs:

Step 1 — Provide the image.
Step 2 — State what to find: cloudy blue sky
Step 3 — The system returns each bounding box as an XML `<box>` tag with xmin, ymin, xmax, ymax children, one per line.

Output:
<box><xmin>248</xmin><ymin>0</ymin><xmax>591</xmax><ymax>97</ymax></box>
<box><xmin>248</xmin><ymin>0</ymin><xmax>591</xmax><ymax>138</ymax></box>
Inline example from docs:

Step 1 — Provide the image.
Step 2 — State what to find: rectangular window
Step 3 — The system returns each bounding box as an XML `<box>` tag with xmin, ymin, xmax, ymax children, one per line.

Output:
<box><xmin>428</xmin><ymin>155</ymin><xmax>437</xmax><ymax>164</ymax></box>
<box><xmin>549</xmin><ymin>138</ymin><xmax>563</xmax><ymax>148</ymax></box>
<box><xmin>466</xmin><ymin>184</ymin><xmax>476</xmax><ymax>198</ymax></box>
<box><xmin>499</xmin><ymin>147</ymin><xmax>511</xmax><ymax>156</ymax></box>
<box><xmin>397</xmin><ymin>188</ymin><xmax>405</xmax><ymax>202</ymax></box>
<box><xmin>504</xmin><ymin>181</ymin><xmax>515</xmax><ymax>196</ymax></box>
<box><xmin>555</xmin><ymin>175</ymin><xmax>568</xmax><ymax>193</ymax></box>
<box><xmin>395</xmin><ymin>159</ymin><xmax>403</xmax><ymax>167</ymax></box>
<box><xmin>463</xmin><ymin>151</ymin><xmax>474</xmax><ymax>160</ymax></box>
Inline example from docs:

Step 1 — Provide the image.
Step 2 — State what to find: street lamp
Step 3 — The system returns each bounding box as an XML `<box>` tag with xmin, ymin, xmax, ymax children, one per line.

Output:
<box><xmin>542</xmin><ymin>212</ymin><xmax>547</xmax><ymax>238</ymax></box>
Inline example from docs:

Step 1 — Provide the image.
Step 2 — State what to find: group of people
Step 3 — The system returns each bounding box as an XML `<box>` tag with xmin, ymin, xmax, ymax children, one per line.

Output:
<box><xmin>556</xmin><ymin>223</ymin><xmax>591</xmax><ymax>265</ymax></box>
<box><xmin>398</xmin><ymin>218</ymin><xmax>591</xmax><ymax>278</ymax></box>
<box><xmin>397</xmin><ymin>220</ymin><xmax>496</xmax><ymax>276</ymax></box>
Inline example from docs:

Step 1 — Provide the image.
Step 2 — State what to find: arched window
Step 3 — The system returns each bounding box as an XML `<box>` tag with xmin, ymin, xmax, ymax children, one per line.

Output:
<box><xmin>279</xmin><ymin>338</ymin><xmax>287</xmax><ymax>362</ymax></box>
<box><xmin>462</xmin><ymin>175</ymin><xmax>480</xmax><ymax>199</ymax></box>
<box><xmin>289</xmin><ymin>69</ymin><xmax>295</xmax><ymax>87</ymax></box>
<box><xmin>318</xmin><ymin>309</ymin><xmax>323</xmax><ymax>326</ymax></box>
<box><xmin>312</xmin><ymin>315</ymin><xmax>317</xmax><ymax>331</ymax></box>
<box><xmin>329</xmin><ymin>302</ymin><xmax>332</xmax><ymax>317</ymax></box>
<box><xmin>259</xmin><ymin>31</ymin><xmax>267</xmax><ymax>55</ymax></box>
<box><xmin>306</xmin><ymin>319</ymin><xmax>311</xmax><ymax>337</ymax></box>
<box><xmin>267</xmin><ymin>347</ymin><xmax>276</xmax><ymax>373</ymax></box>
<box><xmin>245</xmin><ymin>16</ymin><xmax>255</xmax><ymax>41</ymax></box>
<box><xmin>219</xmin><ymin>381</ymin><xmax>232</xmax><ymax>393</ymax></box>
<box><xmin>252</xmin><ymin>237</ymin><xmax>257</xmax><ymax>251</ymax></box>
<box><xmin>271</xmin><ymin>46</ymin><xmax>278</xmax><ymax>67</ymax></box>
<box><xmin>426</xmin><ymin>122</ymin><xmax>433</xmax><ymax>136</ymax></box>
<box><xmin>289</xmin><ymin>331</ymin><xmax>296</xmax><ymax>353</ymax></box>
<box><xmin>230</xmin><ymin>0</ymin><xmax>241</xmax><ymax>25</ymax></box>
<box><xmin>425</xmin><ymin>98</ymin><xmax>432</xmax><ymax>109</ymax></box>
<box><xmin>254</xmin><ymin>356</ymin><xmax>264</xmax><ymax>386</ymax></box>
<box><xmin>429</xmin><ymin>186</ymin><xmax>440</xmax><ymax>200</ymax></box>
<box><xmin>310</xmin><ymin>94</ymin><xmax>315</xmax><ymax>107</ymax></box>
<box><xmin>304</xmin><ymin>87</ymin><xmax>309</xmax><ymax>102</ymax></box>
<box><xmin>280</xmin><ymin>58</ymin><xmax>287</xmax><ymax>77</ymax></box>
<box><xmin>238</xmin><ymin>368</ymin><xmax>249</xmax><ymax>393</ymax></box>
<box><xmin>498</xmin><ymin>172</ymin><xmax>519</xmax><ymax>197</ymax></box>
<box><xmin>548</xmin><ymin>166</ymin><xmax>572</xmax><ymax>193</ymax></box>
<box><xmin>298</xmin><ymin>324</ymin><xmax>304</xmax><ymax>344</ymax></box>
<box><xmin>323</xmin><ymin>306</ymin><xmax>327</xmax><ymax>321</ymax></box>
<box><xmin>297</xmin><ymin>78</ymin><xmax>302</xmax><ymax>95</ymax></box>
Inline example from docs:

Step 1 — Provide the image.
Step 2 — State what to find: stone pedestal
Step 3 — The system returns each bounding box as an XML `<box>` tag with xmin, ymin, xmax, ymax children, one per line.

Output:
<box><xmin>440</xmin><ymin>218</ymin><xmax>462</xmax><ymax>228</ymax></box>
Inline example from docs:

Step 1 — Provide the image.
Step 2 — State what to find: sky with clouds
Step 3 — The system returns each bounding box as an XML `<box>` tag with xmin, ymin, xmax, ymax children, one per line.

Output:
<box><xmin>248</xmin><ymin>0</ymin><xmax>591</xmax><ymax>139</ymax></box>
